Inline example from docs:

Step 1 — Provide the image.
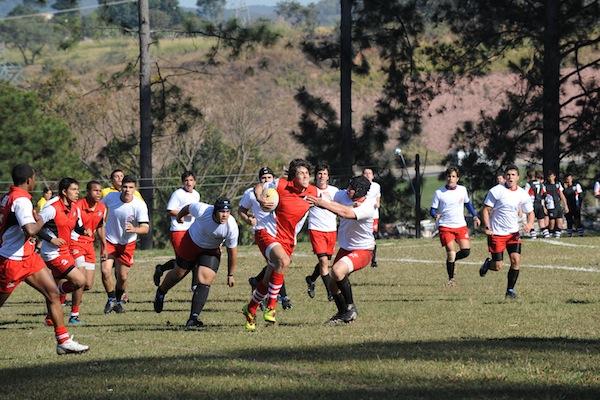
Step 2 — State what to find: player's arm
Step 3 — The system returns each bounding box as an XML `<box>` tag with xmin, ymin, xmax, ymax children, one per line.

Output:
<box><xmin>465</xmin><ymin>201</ymin><xmax>480</xmax><ymax>228</ymax></box>
<box><xmin>375</xmin><ymin>194</ymin><xmax>381</xmax><ymax>209</ymax></box>
<box><xmin>307</xmin><ymin>195</ymin><xmax>358</xmax><ymax>219</ymax></box>
<box><xmin>430</xmin><ymin>192</ymin><xmax>439</xmax><ymax>220</ymax></box>
<box><xmin>98</xmin><ymin>209</ymin><xmax>108</xmax><ymax>260</ymax></box>
<box><xmin>176</xmin><ymin>204</ymin><xmax>191</xmax><ymax>223</ymax></box>
<box><xmin>558</xmin><ymin>188</ymin><xmax>569</xmax><ymax>213</ymax></box>
<box><xmin>226</xmin><ymin>246</ymin><xmax>237</xmax><ymax>287</ymax></box>
<box><xmin>238</xmin><ymin>206</ymin><xmax>256</xmax><ymax>226</ymax></box>
<box><xmin>481</xmin><ymin>205</ymin><xmax>493</xmax><ymax>236</ymax></box>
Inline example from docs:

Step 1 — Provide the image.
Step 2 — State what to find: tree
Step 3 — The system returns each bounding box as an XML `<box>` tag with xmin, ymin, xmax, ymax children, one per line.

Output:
<box><xmin>0</xmin><ymin>82</ymin><xmax>85</xmax><ymax>184</ymax></box>
<box><xmin>429</xmin><ymin>0</ymin><xmax>600</xmax><ymax>179</ymax></box>
<box><xmin>196</xmin><ymin>0</ymin><xmax>226</xmax><ymax>21</ymax></box>
<box><xmin>98</xmin><ymin>0</ymin><xmax>182</xmax><ymax>31</ymax></box>
<box><xmin>275</xmin><ymin>0</ymin><xmax>318</xmax><ymax>33</ymax></box>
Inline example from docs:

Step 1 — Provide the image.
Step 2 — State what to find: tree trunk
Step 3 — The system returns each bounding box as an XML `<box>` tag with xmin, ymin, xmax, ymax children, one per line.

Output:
<box><xmin>340</xmin><ymin>0</ymin><xmax>353</xmax><ymax>181</ymax></box>
<box><xmin>138</xmin><ymin>0</ymin><xmax>153</xmax><ymax>249</ymax></box>
<box><xmin>542</xmin><ymin>0</ymin><xmax>560</xmax><ymax>177</ymax></box>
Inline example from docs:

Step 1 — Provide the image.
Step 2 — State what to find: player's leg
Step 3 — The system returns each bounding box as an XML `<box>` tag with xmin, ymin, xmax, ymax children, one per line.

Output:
<box><xmin>505</xmin><ymin>243</ymin><xmax>522</xmax><ymax>299</ymax></box>
<box><xmin>113</xmin><ymin>260</ymin><xmax>130</xmax><ymax>312</ymax></box>
<box><xmin>153</xmin><ymin>262</ymin><xmax>191</xmax><ymax>313</ymax></box>
<box><xmin>187</xmin><ymin>257</ymin><xmax>218</xmax><ymax>328</ymax></box>
<box><xmin>264</xmin><ymin>244</ymin><xmax>291</xmax><ymax>313</ymax></box>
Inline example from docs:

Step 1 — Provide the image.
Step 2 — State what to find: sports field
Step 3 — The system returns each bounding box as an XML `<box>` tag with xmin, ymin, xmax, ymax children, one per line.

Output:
<box><xmin>1</xmin><ymin>236</ymin><xmax>599</xmax><ymax>399</ymax></box>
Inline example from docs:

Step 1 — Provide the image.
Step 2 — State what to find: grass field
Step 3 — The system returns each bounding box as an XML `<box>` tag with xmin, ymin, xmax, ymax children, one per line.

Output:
<box><xmin>1</xmin><ymin>236</ymin><xmax>599</xmax><ymax>399</ymax></box>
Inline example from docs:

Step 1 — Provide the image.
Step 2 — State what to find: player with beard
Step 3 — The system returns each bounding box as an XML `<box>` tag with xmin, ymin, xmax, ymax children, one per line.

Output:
<box><xmin>307</xmin><ymin>175</ymin><xmax>375</xmax><ymax>324</ymax></box>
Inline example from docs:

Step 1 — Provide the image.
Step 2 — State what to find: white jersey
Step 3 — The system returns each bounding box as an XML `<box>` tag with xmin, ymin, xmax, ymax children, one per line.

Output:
<box><xmin>366</xmin><ymin>181</ymin><xmax>381</xmax><ymax>219</ymax></box>
<box><xmin>308</xmin><ymin>185</ymin><xmax>339</xmax><ymax>232</ymax></box>
<box><xmin>431</xmin><ymin>185</ymin><xmax>470</xmax><ymax>228</ymax></box>
<box><xmin>594</xmin><ymin>181</ymin><xmax>600</xmax><ymax>197</ymax></box>
<box><xmin>239</xmin><ymin>187</ymin><xmax>270</xmax><ymax>231</ymax></box>
<box><xmin>166</xmin><ymin>188</ymin><xmax>200</xmax><ymax>232</ymax></box>
<box><xmin>102</xmin><ymin>192</ymin><xmax>149</xmax><ymax>245</ymax></box>
<box><xmin>484</xmin><ymin>184</ymin><xmax>533</xmax><ymax>235</ymax></box>
<box><xmin>0</xmin><ymin>195</ymin><xmax>36</xmax><ymax>261</ymax></box>
<box><xmin>334</xmin><ymin>190</ymin><xmax>376</xmax><ymax>250</ymax></box>
<box><xmin>188</xmin><ymin>202</ymin><xmax>239</xmax><ymax>249</ymax></box>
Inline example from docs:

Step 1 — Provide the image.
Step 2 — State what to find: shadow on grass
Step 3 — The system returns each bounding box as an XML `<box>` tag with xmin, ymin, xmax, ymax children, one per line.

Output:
<box><xmin>0</xmin><ymin>337</ymin><xmax>598</xmax><ymax>399</ymax></box>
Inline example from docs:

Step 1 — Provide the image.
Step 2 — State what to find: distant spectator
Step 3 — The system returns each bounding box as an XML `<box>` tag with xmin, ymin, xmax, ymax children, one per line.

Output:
<box><xmin>36</xmin><ymin>186</ymin><xmax>53</xmax><ymax>212</ymax></box>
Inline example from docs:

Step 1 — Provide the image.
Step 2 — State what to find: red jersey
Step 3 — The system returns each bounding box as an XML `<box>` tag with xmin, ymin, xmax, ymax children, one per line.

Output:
<box><xmin>260</xmin><ymin>178</ymin><xmax>317</xmax><ymax>247</ymax></box>
<box><xmin>39</xmin><ymin>197</ymin><xmax>81</xmax><ymax>260</ymax></box>
<box><xmin>71</xmin><ymin>198</ymin><xmax>106</xmax><ymax>244</ymax></box>
<box><xmin>0</xmin><ymin>186</ymin><xmax>37</xmax><ymax>260</ymax></box>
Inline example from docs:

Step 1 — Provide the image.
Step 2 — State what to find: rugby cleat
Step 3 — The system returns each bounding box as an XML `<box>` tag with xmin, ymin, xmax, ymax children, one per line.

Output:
<box><xmin>242</xmin><ymin>305</ymin><xmax>256</xmax><ymax>332</ymax></box>
<box><xmin>68</xmin><ymin>315</ymin><xmax>82</xmax><ymax>325</ymax></box>
<box><xmin>280</xmin><ymin>295</ymin><xmax>293</xmax><ymax>310</ymax></box>
<box><xmin>326</xmin><ymin>312</ymin><xmax>344</xmax><ymax>325</ymax></box>
<box><xmin>56</xmin><ymin>336</ymin><xmax>89</xmax><ymax>355</ymax></box>
<box><xmin>305</xmin><ymin>275</ymin><xmax>316</xmax><ymax>299</ymax></box>
<box><xmin>263</xmin><ymin>307</ymin><xmax>277</xmax><ymax>324</ymax></box>
<box><xmin>479</xmin><ymin>258</ymin><xmax>491</xmax><ymax>277</ymax></box>
<box><xmin>340</xmin><ymin>304</ymin><xmax>358</xmax><ymax>323</ymax></box>
<box><xmin>103</xmin><ymin>298</ymin><xmax>117</xmax><ymax>314</ymax></box>
<box><xmin>153</xmin><ymin>289</ymin><xmax>165</xmax><ymax>313</ymax></box>
<box><xmin>445</xmin><ymin>278</ymin><xmax>457</xmax><ymax>287</ymax></box>
<box><xmin>505</xmin><ymin>289</ymin><xmax>518</xmax><ymax>300</ymax></box>
<box><xmin>113</xmin><ymin>301</ymin><xmax>125</xmax><ymax>313</ymax></box>
<box><xmin>153</xmin><ymin>264</ymin><xmax>163</xmax><ymax>286</ymax></box>
<box><xmin>185</xmin><ymin>318</ymin><xmax>204</xmax><ymax>330</ymax></box>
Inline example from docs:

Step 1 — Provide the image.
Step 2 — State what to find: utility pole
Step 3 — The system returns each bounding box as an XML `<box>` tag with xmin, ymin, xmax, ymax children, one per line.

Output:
<box><xmin>138</xmin><ymin>0</ymin><xmax>153</xmax><ymax>249</ymax></box>
<box><xmin>414</xmin><ymin>154</ymin><xmax>421</xmax><ymax>239</ymax></box>
<box><xmin>340</xmin><ymin>0</ymin><xmax>353</xmax><ymax>182</ymax></box>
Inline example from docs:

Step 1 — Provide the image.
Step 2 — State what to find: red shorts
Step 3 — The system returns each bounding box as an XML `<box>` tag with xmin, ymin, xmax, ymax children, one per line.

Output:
<box><xmin>176</xmin><ymin>231</ymin><xmax>221</xmax><ymax>263</ymax></box>
<box><xmin>255</xmin><ymin>229</ymin><xmax>294</xmax><ymax>259</ymax></box>
<box><xmin>71</xmin><ymin>241</ymin><xmax>96</xmax><ymax>266</ymax></box>
<box><xmin>333</xmin><ymin>248</ymin><xmax>373</xmax><ymax>273</ymax></box>
<box><xmin>46</xmin><ymin>254</ymin><xmax>77</xmax><ymax>278</ymax></box>
<box><xmin>170</xmin><ymin>231</ymin><xmax>187</xmax><ymax>253</ymax></box>
<box><xmin>309</xmin><ymin>230</ymin><xmax>336</xmax><ymax>256</ymax></box>
<box><xmin>373</xmin><ymin>218</ymin><xmax>379</xmax><ymax>233</ymax></box>
<box><xmin>0</xmin><ymin>254</ymin><xmax>46</xmax><ymax>294</ymax></box>
<box><xmin>438</xmin><ymin>226</ymin><xmax>470</xmax><ymax>247</ymax></box>
<box><xmin>487</xmin><ymin>232</ymin><xmax>521</xmax><ymax>254</ymax></box>
<box><xmin>106</xmin><ymin>241</ymin><xmax>137</xmax><ymax>267</ymax></box>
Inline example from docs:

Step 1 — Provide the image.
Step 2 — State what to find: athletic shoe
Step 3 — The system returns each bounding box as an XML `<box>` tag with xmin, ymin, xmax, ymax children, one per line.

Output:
<box><xmin>56</xmin><ymin>336</ymin><xmax>89</xmax><ymax>355</ymax></box>
<box><xmin>103</xmin><ymin>298</ymin><xmax>117</xmax><ymax>314</ymax></box>
<box><xmin>326</xmin><ymin>312</ymin><xmax>344</xmax><ymax>325</ymax></box>
<box><xmin>68</xmin><ymin>315</ymin><xmax>82</xmax><ymax>325</ymax></box>
<box><xmin>371</xmin><ymin>260</ymin><xmax>378</xmax><ymax>268</ymax></box>
<box><xmin>280</xmin><ymin>296</ymin><xmax>293</xmax><ymax>310</ymax></box>
<box><xmin>121</xmin><ymin>292</ymin><xmax>129</xmax><ymax>303</ymax></box>
<box><xmin>505</xmin><ymin>289</ymin><xmax>518</xmax><ymax>300</ymax></box>
<box><xmin>153</xmin><ymin>289</ymin><xmax>165</xmax><ymax>313</ymax></box>
<box><xmin>242</xmin><ymin>305</ymin><xmax>256</xmax><ymax>332</ymax></box>
<box><xmin>340</xmin><ymin>305</ymin><xmax>358</xmax><ymax>323</ymax></box>
<box><xmin>185</xmin><ymin>318</ymin><xmax>204</xmax><ymax>330</ymax></box>
<box><xmin>44</xmin><ymin>314</ymin><xmax>54</xmax><ymax>327</ymax></box>
<box><xmin>153</xmin><ymin>264</ymin><xmax>163</xmax><ymax>286</ymax></box>
<box><xmin>479</xmin><ymin>258</ymin><xmax>491</xmax><ymax>277</ymax></box>
<box><xmin>113</xmin><ymin>301</ymin><xmax>125</xmax><ymax>313</ymax></box>
<box><xmin>263</xmin><ymin>307</ymin><xmax>277</xmax><ymax>324</ymax></box>
<box><xmin>305</xmin><ymin>276</ymin><xmax>316</xmax><ymax>299</ymax></box>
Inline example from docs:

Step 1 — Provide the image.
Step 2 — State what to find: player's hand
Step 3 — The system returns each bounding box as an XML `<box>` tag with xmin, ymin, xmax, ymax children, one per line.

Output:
<box><xmin>483</xmin><ymin>227</ymin><xmax>493</xmax><ymax>236</ymax></box>
<box><xmin>473</xmin><ymin>216</ymin><xmax>481</xmax><ymax>228</ymax></box>
<box><xmin>33</xmin><ymin>209</ymin><xmax>40</xmax><ymax>222</ymax></box>
<box><xmin>125</xmin><ymin>222</ymin><xmax>136</xmax><ymax>233</ymax></box>
<box><xmin>259</xmin><ymin>198</ymin><xmax>276</xmax><ymax>211</ymax></box>
<box><xmin>100</xmin><ymin>248</ymin><xmax>108</xmax><ymax>261</ymax></box>
<box><xmin>227</xmin><ymin>275</ymin><xmax>235</xmax><ymax>287</ymax></box>
<box><xmin>50</xmin><ymin>237</ymin><xmax>66</xmax><ymax>246</ymax></box>
<box><xmin>564</xmin><ymin>206</ymin><xmax>569</xmax><ymax>214</ymax></box>
<box><xmin>84</xmin><ymin>228</ymin><xmax>93</xmax><ymax>237</ymax></box>
<box><xmin>306</xmin><ymin>195</ymin><xmax>320</xmax><ymax>207</ymax></box>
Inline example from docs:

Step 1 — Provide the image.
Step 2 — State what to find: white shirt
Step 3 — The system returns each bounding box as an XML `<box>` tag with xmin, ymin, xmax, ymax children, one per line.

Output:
<box><xmin>239</xmin><ymin>187</ymin><xmax>271</xmax><ymax>231</ymax></box>
<box><xmin>484</xmin><ymin>184</ymin><xmax>533</xmax><ymax>235</ymax></box>
<box><xmin>594</xmin><ymin>181</ymin><xmax>600</xmax><ymax>197</ymax></box>
<box><xmin>188</xmin><ymin>202</ymin><xmax>239</xmax><ymax>249</ymax></box>
<box><xmin>166</xmin><ymin>188</ymin><xmax>200</xmax><ymax>231</ymax></box>
<box><xmin>334</xmin><ymin>190</ymin><xmax>376</xmax><ymax>250</ymax></box>
<box><xmin>102</xmin><ymin>192</ymin><xmax>149</xmax><ymax>245</ymax></box>
<box><xmin>308</xmin><ymin>185</ymin><xmax>339</xmax><ymax>232</ymax></box>
<box><xmin>431</xmin><ymin>185</ymin><xmax>470</xmax><ymax>228</ymax></box>
<box><xmin>366</xmin><ymin>181</ymin><xmax>381</xmax><ymax>219</ymax></box>
<box><xmin>0</xmin><ymin>196</ymin><xmax>36</xmax><ymax>260</ymax></box>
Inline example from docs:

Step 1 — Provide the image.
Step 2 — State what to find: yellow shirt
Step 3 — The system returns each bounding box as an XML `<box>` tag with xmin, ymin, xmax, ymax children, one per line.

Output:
<box><xmin>101</xmin><ymin>186</ymin><xmax>143</xmax><ymax>200</ymax></box>
<box><xmin>36</xmin><ymin>197</ymin><xmax>48</xmax><ymax>212</ymax></box>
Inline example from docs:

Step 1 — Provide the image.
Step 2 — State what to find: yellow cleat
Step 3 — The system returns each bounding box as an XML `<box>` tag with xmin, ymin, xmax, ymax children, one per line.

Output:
<box><xmin>263</xmin><ymin>307</ymin><xmax>277</xmax><ymax>324</ymax></box>
<box><xmin>242</xmin><ymin>305</ymin><xmax>256</xmax><ymax>332</ymax></box>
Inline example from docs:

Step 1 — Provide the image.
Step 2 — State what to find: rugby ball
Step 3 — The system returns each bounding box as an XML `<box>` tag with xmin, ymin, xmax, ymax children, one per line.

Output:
<box><xmin>261</xmin><ymin>188</ymin><xmax>279</xmax><ymax>211</ymax></box>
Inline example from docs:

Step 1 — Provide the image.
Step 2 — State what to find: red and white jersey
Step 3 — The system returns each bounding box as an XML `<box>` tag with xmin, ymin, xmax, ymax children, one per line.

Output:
<box><xmin>308</xmin><ymin>185</ymin><xmax>339</xmax><ymax>232</ymax></box>
<box><xmin>187</xmin><ymin>202</ymin><xmax>238</xmax><ymax>249</ymax></box>
<box><xmin>334</xmin><ymin>190</ymin><xmax>376</xmax><ymax>250</ymax></box>
<box><xmin>431</xmin><ymin>184</ymin><xmax>470</xmax><ymax>228</ymax></box>
<box><xmin>239</xmin><ymin>187</ymin><xmax>271</xmax><ymax>232</ymax></box>
<box><xmin>366</xmin><ymin>181</ymin><xmax>381</xmax><ymax>219</ymax></box>
<box><xmin>39</xmin><ymin>197</ymin><xmax>81</xmax><ymax>261</ymax></box>
<box><xmin>166</xmin><ymin>187</ymin><xmax>200</xmax><ymax>232</ymax></box>
<box><xmin>484</xmin><ymin>184</ymin><xmax>533</xmax><ymax>235</ymax></box>
<box><xmin>0</xmin><ymin>186</ymin><xmax>37</xmax><ymax>261</ymax></box>
<box><xmin>260</xmin><ymin>178</ymin><xmax>317</xmax><ymax>247</ymax></box>
<box><xmin>71</xmin><ymin>198</ymin><xmax>106</xmax><ymax>244</ymax></box>
<box><xmin>102</xmin><ymin>192</ymin><xmax>149</xmax><ymax>245</ymax></box>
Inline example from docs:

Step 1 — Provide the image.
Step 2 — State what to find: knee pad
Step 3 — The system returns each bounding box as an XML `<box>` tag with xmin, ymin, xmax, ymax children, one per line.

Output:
<box><xmin>455</xmin><ymin>248</ymin><xmax>470</xmax><ymax>260</ymax></box>
<box><xmin>491</xmin><ymin>252</ymin><xmax>503</xmax><ymax>262</ymax></box>
<box><xmin>507</xmin><ymin>243</ymin><xmax>521</xmax><ymax>254</ymax></box>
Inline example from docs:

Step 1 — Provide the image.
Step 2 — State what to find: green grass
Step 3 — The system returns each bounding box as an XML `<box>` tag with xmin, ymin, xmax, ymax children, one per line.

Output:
<box><xmin>1</xmin><ymin>237</ymin><xmax>599</xmax><ymax>399</ymax></box>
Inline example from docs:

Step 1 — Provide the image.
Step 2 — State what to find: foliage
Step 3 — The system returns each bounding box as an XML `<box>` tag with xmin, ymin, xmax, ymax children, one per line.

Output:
<box><xmin>196</xmin><ymin>0</ymin><xmax>226</xmax><ymax>21</ymax></box>
<box><xmin>98</xmin><ymin>0</ymin><xmax>183</xmax><ymax>31</ymax></box>
<box><xmin>275</xmin><ymin>0</ymin><xmax>318</xmax><ymax>34</ymax></box>
<box><xmin>0</xmin><ymin>82</ymin><xmax>84</xmax><ymax>185</ymax></box>
<box><xmin>428</xmin><ymin>0</ymin><xmax>600</xmax><ymax>184</ymax></box>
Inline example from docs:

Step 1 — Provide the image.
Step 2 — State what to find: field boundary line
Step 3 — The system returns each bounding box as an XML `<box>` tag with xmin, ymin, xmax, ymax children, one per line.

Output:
<box><xmin>537</xmin><ymin>239</ymin><xmax>600</xmax><ymax>249</ymax></box>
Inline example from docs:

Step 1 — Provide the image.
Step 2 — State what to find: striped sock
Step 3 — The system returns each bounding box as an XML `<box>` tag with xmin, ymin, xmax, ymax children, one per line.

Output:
<box><xmin>248</xmin><ymin>281</ymin><xmax>267</xmax><ymax>315</ymax></box>
<box><xmin>266</xmin><ymin>271</ymin><xmax>284</xmax><ymax>309</ymax></box>
<box><xmin>55</xmin><ymin>326</ymin><xmax>69</xmax><ymax>344</ymax></box>
<box><xmin>71</xmin><ymin>305</ymin><xmax>80</xmax><ymax>317</ymax></box>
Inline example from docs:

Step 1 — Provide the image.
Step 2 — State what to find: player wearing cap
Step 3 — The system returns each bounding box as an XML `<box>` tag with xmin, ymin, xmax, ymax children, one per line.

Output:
<box><xmin>307</xmin><ymin>175</ymin><xmax>375</xmax><ymax>324</ymax></box>
<box><xmin>153</xmin><ymin>198</ymin><xmax>239</xmax><ymax>328</ymax></box>
<box><xmin>430</xmin><ymin>166</ymin><xmax>479</xmax><ymax>286</ymax></box>
<box><xmin>479</xmin><ymin>165</ymin><xmax>534</xmax><ymax>299</ymax></box>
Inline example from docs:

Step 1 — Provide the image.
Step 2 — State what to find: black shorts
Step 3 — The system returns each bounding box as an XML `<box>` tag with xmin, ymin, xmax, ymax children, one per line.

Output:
<box><xmin>533</xmin><ymin>203</ymin><xmax>546</xmax><ymax>220</ymax></box>
<box><xmin>547</xmin><ymin>207</ymin><xmax>563</xmax><ymax>219</ymax></box>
